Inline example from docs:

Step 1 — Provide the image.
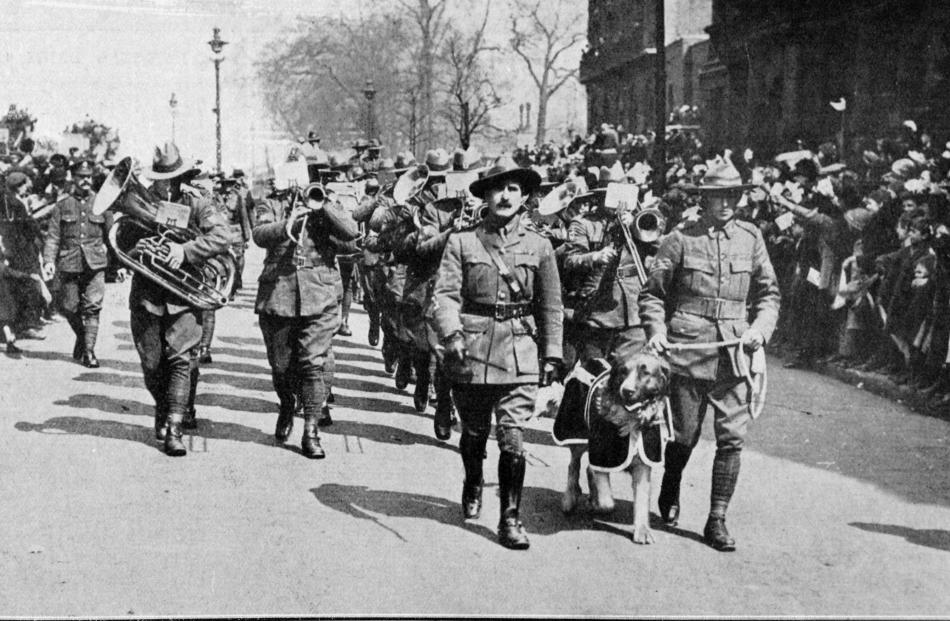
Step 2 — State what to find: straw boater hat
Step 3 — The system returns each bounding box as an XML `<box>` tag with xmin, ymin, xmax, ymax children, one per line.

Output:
<box><xmin>143</xmin><ymin>143</ymin><xmax>199</xmax><ymax>180</ymax></box>
<box><xmin>693</xmin><ymin>157</ymin><xmax>755</xmax><ymax>193</ymax></box>
<box><xmin>468</xmin><ymin>154</ymin><xmax>541</xmax><ymax>199</ymax></box>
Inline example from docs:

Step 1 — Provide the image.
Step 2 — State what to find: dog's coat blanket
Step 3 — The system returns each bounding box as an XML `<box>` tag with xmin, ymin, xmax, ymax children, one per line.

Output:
<box><xmin>552</xmin><ymin>358</ymin><xmax>669</xmax><ymax>472</ymax></box>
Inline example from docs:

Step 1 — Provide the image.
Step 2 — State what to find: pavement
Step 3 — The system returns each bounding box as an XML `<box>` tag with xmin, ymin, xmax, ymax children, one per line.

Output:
<box><xmin>1</xmin><ymin>245</ymin><xmax>948</xmax><ymax>617</ymax></box>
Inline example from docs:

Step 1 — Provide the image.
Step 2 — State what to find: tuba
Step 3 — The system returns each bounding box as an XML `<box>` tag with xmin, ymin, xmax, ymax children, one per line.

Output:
<box><xmin>92</xmin><ymin>157</ymin><xmax>236</xmax><ymax>310</ymax></box>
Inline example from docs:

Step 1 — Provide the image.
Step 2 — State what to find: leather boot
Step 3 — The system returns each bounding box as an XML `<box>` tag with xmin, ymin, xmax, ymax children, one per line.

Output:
<box><xmin>704</xmin><ymin>516</ymin><xmax>736</xmax><ymax>552</ymax></box>
<box><xmin>368</xmin><ymin>314</ymin><xmax>380</xmax><ymax>347</ymax></box>
<box><xmin>460</xmin><ymin>433</ymin><xmax>485</xmax><ymax>519</ymax></box>
<box><xmin>394</xmin><ymin>354</ymin><xmax>412</xmax><ymax>390</ymax></box>
<box><xmin>301</xmin><ymin>416</ymin><xmax>326</xmax><ymax>459</ymax></box>
<box><xmin>80</xmin><ymin>315</ymin><xmax>100</xmax><ymax>368</ymax></box>
<box><xmin>182</xmin><ymin>409</ymin><xmax>198</xmax><ymax>431</ymax></box>
<box><xmin>154</xmin><ymin>407</ymin><xmax>168</xmax><ymax>441</ymax></box>
<box><xmin>413</xmin><ymin>352</ymin><xmax>431</xmax><ymax>412</ymax></box>
<box><xmin>198</xmin><ymin>311</ymin><xmax>214</xmax><ymax>363</ymax></box>
<box><xmin>318</xmin><ymin>404</ymin><xmax>333</xmax><ymax>427</ymax></box>
<box><xmin>275</xmin><ymin>403</ymin><xmax>294</xmax><ymax>443</ymax></box>
<box><xmin>67</xmin><ymin>314</ymin><xmax>84</xmax><ymax>360</ymax></box>
<box><xmin>433</xmin><ymin>365</ymin><xmax>455</xmax><ymax>440</ymax></box>
<box><xmin>497</xmin><ymin>451</ymin><xmax>530</xmax><ymax>550</ymax></box>
<box><xmin>164</xmin><ymin>413</ymin><xmax>187</xmax><ymax>456</ymax></box>
<box><xmin>658</xmin><ymin>442</ymin><xmax>691</xmax><ymax>526</ymax></box>
<box><xmin>705</xmin><ymin>448</ymin><xmax>740</xmax><ymax>551</ymax></box>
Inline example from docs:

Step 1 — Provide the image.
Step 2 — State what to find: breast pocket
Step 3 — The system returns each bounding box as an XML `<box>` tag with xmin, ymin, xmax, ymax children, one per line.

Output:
<box><xmin>462</xmin><ymin>257</ymin><xmax>494</xmax><ymax>301</ymax></box>
<box><xmin>683</xmin><ymin>254</ymin><xmax>713</xmax><ymax>291</ymax></box>
<box><xmin>729</xmin><ymin>257</ymin><xmax>752</xmax><ymax>298</ymax></box>
<box><xmin>61</xmin><ymin>212</ymin><xmax>79</xmax><ymax>238</ymax></box>
<box><xmin>513</xmin><ymin>252</ymin><xmax>538</xmax><ymax>294</ymax></box>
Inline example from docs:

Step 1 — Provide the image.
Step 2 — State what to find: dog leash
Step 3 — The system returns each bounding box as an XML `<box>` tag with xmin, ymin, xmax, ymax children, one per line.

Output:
<box><xmin>662</xmin><ymin>338</ymin><xmax>768</xmax><ymax>419</ymax></box>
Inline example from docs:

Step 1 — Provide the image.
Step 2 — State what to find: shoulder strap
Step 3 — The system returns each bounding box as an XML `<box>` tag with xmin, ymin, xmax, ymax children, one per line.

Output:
<box><xmin>474</xmin><ymin>231</ymin><xmax>529</xmax><ymax>301</ymax></box>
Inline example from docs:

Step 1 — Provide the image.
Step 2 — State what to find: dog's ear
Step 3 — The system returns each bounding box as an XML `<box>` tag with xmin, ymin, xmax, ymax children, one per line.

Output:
<box><xmin>607</xmin><ymin>355</ymin><xmax>632</xmax><ymax>395</ymax></box>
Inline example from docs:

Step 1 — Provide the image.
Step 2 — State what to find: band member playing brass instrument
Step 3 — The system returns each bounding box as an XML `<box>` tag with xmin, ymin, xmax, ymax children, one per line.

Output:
<box><xmin>253</xmin><ymin>178</ymin><xmax>359</xmax><ymax>459</ymax></box>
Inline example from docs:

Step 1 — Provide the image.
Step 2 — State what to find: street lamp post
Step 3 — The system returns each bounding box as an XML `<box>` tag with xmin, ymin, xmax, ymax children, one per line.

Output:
<box><xmin>169</xmin><ymin>92</ymin><xmax>178</xmax><ymax>142</ymax></box>
<box><xmin>208</xmin><ymin>27</ymin><xmax>228</xmax><ymax>173</ymax></box>
<box><xmin>363</xmin><ymin>79</ymin><xmax>377</xmax><ymax>141</ymax></box>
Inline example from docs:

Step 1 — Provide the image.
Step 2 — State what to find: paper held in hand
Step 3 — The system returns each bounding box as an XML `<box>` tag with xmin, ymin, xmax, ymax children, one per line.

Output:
<box><xmin>156</xmin><ymin>201</ymin><xmax>191</xmax><ymax>229</ymax></box>
<box><xmin>604</xmin><ymin>182</ymin><xmax>639</xmax><ymax>209</ymax></box>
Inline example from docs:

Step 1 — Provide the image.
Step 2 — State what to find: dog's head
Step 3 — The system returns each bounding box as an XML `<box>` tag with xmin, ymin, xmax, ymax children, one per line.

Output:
<box><xmin>608</xmin><ymin>350</ymin><xmax>671</xmax><ymax>406</ymax></box>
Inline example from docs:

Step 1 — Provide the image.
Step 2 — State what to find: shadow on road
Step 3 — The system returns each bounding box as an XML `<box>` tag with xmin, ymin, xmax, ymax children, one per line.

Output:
<box><xmin>15</xmin><ymin>415</ymin><xmax>280</xmax><ymax>450</ymax></box>
<box><xmin>53</xmin><ymin>393</ymin><xmax>152</xmax><ymax>417</ymax></box>
<box><xmin>73</xmin><ymin>371</ymin><xmax>146</xmax><ymax>389</ymax></box>
<box><xmin>320</xmin><ymin>419</ymin><xmax>459</xmax><ymax>452</ymax></box>
<box><xmin>218</xmin><ymin>336</ymin><xmax>265</xmax><ymax>347</ymax></box>
<box><xmin>849</xmin><ymin>522</ymin><xmax>950</xmax><ymax>552</ymax></box>
<box><xmin>194</xmin><ymin>391</ymin><xmax>275</xmax><ymax>414</ymax></box>
<box><xmin>310</xmin><ymin>483</ymin><xmax>496</xmax><ymax>544</ymax></box>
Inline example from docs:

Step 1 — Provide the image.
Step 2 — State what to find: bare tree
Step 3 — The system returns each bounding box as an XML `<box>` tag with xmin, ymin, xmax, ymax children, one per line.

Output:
<box><xmin>397</xmin><ymin>0</ymin><xmax>450</xmax><ymax>152</ymax></box>
<box><xmin>509</xmin><ymin>0</ymin><xmax>586</xmax><ymax>146</ymax></box>
<box><xmin>440</xmin><ymin>2</ymin><xmax>502</xmax><ymax>149</ymax></box>
<box><xmin>256</xmin><ymin>11</ymin><xmax>412</xmax><ymax>153</ymax></box>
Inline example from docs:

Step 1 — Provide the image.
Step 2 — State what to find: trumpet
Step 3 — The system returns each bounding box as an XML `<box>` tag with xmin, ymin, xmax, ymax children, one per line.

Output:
<box><xmin>283</xmin><ymin>182</ymin><xmax>328</xmax><ymax>244</ymax></box>
<box><xmin>454</xmin><ymin>199</ymin><xmax>486</xmax><ymax>229</ymax></box>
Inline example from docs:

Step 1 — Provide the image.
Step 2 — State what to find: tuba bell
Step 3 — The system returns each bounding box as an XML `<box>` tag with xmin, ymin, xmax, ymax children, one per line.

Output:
<box><xmin>92</xmin><ymin>157</ymin><xmax>236</xmax><ymax>310</ymax></box>
<box><xmin>393</xmin><ymin>164</ymin><xmax>435</xmax><ymax>207</ymax></box>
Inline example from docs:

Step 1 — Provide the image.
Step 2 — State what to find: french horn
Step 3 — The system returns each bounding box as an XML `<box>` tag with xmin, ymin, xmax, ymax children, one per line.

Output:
<box><xmin>92</xmin><ymin>157</ymin><xmax>236</xmax><ymax>310</ymax></box>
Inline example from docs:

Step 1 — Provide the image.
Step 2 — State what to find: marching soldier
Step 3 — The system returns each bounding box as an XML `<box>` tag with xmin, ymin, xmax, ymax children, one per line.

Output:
<box><xmin>129</xmin><ymin>143</ymin><xmax>230</xmax><ymax>457</ymax></box>
<box><xmin>433</xmin><ymin>155</ymin><xmax>562</xmax><ymax>550</ymax></box>
<box><xmin>42</xmin><ymin>160</ymin><xmax>113</xmax><ymax>367</ymax></box>
<box><xmin>639</xmin><ymin>159</ymin><xmax>780</xmax><ymax>551</ymax></box>
<box><xmin>253</xmin><ymin>182</ymin><xmax>359</xmax><ymax>459</ymax></box>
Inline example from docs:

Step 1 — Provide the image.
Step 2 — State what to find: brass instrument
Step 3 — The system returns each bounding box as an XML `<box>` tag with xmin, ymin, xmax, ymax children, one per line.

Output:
<box><xmin>283</xmin><ymin>182</ymin><xmax>328</xmax><ymax>244</ymax></box>
<box><xmin>92</xmin><ymin>157</ymin><xmax>236</xmax><ymax>310</ymax></box>
<box><xmin>393</xmin><ymin>164</ymin><xmax>436</xmax><ymax>207</ymax></box>
<box><xmin>455</xmin><ymin>198</ymin><xmax>486</xmax><ymax>229</ymax></box>
<box><xmin>630</xmin><ymin>206</ymin><xmax>666</xmax><ymax>243</ymax></box>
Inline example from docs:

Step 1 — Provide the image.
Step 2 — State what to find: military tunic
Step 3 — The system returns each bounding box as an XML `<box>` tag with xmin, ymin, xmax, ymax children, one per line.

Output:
<box><xmin>639</xmin><ymin>216</ymin><xmax>780</xmax><ymax>448</ymax></box>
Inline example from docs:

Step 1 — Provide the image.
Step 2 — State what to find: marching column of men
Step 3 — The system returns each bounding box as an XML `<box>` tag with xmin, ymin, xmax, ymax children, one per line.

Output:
<box><xmin>17</xmin><ymin>133</ymin><xmax>781</xmax><ymax>552</ymax></box>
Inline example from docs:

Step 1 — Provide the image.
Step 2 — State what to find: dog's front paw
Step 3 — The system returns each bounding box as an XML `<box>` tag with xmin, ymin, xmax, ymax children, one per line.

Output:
<box><xmin>562</xmin><ymin>484</ymin><xmax>583</xmax><ymax>514</ymax></box>
<box><xmin>632</xmin><ymin>523</ymin><xmax>655</xmax><ymax>545</ymax></box>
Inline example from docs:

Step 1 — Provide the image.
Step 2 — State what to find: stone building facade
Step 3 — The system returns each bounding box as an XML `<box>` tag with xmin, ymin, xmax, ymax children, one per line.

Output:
<box><xmin>580</xmin><ymin>0</ymin><xmax>713</xmax><ymax>134</ymax></box>
<box><xmin>706</xmin><ymin>0</ymin><xmax>950</xmax><ymax>155</ymax></box>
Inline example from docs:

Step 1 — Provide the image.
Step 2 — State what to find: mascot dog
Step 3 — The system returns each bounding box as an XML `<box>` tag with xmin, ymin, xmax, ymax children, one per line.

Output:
<box><xmin>553</xmin><ymin>350</ymin><xmax>671</xmax><ymax>544</ymax></box>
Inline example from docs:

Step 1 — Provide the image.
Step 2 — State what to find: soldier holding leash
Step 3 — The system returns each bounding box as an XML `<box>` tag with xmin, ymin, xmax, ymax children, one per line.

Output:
<box><xmin>433</xmin><ymin>156</ymin><xmax>562</xmax><ymax>550</ymax></box>
<box><xmin>639</xmin><ymin>159</ymin><xmax>780</xmax><ymax>551</ymax></box>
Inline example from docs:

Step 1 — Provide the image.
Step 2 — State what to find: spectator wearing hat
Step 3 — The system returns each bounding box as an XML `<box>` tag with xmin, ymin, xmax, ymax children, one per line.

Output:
<box><xmin>132</xmin><ymin>143</ymin><xmax>231</xmax><ymax>457</ymax></box>
<box><xmin>433</xmin><ymin>154</ymin><xmax>562</xmax><ymax>550</ymax></box>
<box><xmin>1</xmin><ymin>171</ymin><xmax>46</xmax><ymax>341</ymax></box>
<box><xmin>640</xmin><ymin>158</ymin><xmax>780</xmax><ymax>552</ymax></box>
<box><xmin>41</xmin><ymin>160</ymin><xmax>113</xmax><ymax>367</ymax></box>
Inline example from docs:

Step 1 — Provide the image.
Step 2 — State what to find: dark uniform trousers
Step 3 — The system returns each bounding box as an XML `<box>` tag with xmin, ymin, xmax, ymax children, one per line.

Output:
<box><xmin>639</xmin><ymin>216</ymin><xmax>780</xmax><ymax>520</ymax></box>
<box><xmin>42</xmin><ymin>193</ymin><xmax>112</xmax><ymax>354</ymax></box>
<box><xmin>253</xmin><ymin>197</ymin><xmax>358</xmax><ymax>424</ymax></box>
<box><xmin>129</xmin><ymin>190</ymin><xmax>229</xmax><ymax>424</ymax></box>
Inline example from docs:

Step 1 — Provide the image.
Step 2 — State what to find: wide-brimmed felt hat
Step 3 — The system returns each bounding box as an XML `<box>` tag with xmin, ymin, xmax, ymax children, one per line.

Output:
<box><xmin>143</xmin><ymin>142</ymin><xmax>198</xmax><ymax>180</ymax></box>
<box><xmin>393</xmin><ymin>152</ymin><xmax>416</xmax><ymax>174</ymax></box>
<box><xmin>307</xmin><ymin>130</ymin><xmax>320</xmax><ymax>143</ymax></box>
<box><xmin>469</xmin><ymin>155</ymin><xmax>542</xmax><ymax>199</ymax></box>
<box><xmin>352</xmin><ymin>139</ymin><xmax>369</xmax><ymax>150</ymax></box>
<box><xmin>692</xmin><ymin>157</ymin><xmax>755</xmax><ymax>193</ymax></box>
<box><xmin>424</xmin><ymin>148</ymin><xmax>451</xmax><ymax>174</ymax></box>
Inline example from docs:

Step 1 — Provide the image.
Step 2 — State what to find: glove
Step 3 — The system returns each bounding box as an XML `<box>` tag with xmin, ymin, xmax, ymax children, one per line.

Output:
<box><xmin>443</xmin><ymin>332</ymin><xmax>467</xmax><ymax>363</ymax></box>
<box><xmin>740</xmin><ymin>327</ymin><xmax>765</xmax><ymax>352</ymax></box>
<box><xmin>647</xmin><ymin>332</ymin><xmax>671</xmax><ymax>355</ymax></box>
<box><xmin>539</xmin><ymin>359</ymin><xmax>560</xmax><ymax>387</ymax></box>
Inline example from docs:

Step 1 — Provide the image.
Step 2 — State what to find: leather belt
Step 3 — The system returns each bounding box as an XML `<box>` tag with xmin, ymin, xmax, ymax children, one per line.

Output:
<box><xmin>677</xmin><ymin>296</ymin><xmax>747</xmax><ymax>320</ymax></box>
<box><xmin>616</xmin><ymin>264</ymin><xmax>641</xmax><ymax>279</ymax></box>
<box><xmin>462</xmin><ymin>301</ymin><xmax>533</xmax><ymax>321</ymax></box>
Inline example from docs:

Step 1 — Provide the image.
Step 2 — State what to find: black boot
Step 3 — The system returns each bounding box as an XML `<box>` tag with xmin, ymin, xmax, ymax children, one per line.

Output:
<box><xmin>394</xmin><ymin>354</ymin><xmax>412</xmax><ymax>390</ymax></box>
<box><xmin>66</xmin><ymin>314</ymin><xmax>84</xmax><ymax>361</ymax></box>
<box><xmin>413</xmin><ymin>352</ymin><xmax>431</xmax><ymax>412</ymax></box>
<box><xmin>433</xmin><ymin>366</ymin><xmax>455</xmax><ymax>440</ymax></box>
<box><xmin>658</xmin><ymin>442</ymin><xmax>691</xmax><ymax>526</ymax></box>
<box><xmin>704</xmin><ymin>448</ymin><xmax>741</xmax><ymax>551</ymax></box>
<box><xmin>497</xmin><ymin>452</ymin><xmax>530</xmax><ymax>550</ymax></box>
<box><xmin>275</xmin><ymin>403</ymin><xmax>294</xmax><ymax>443</ymax></box>
<box><xmin>81</xmin><ymin>315</ymin><xmax>100</xmax><ymax>367</ymax></box>
<box><xmin>301</xmin><ymin>416</ymin><xmax>326</xmax><ymax>459</ymax></box>
<box><xmin>164</xmin><ymin>413</ymin><xmax>187</xmax><ymax>456</ymax></box>
<box><xmin>460</xmin><ymin>433</ymin><xmax>485</xmax><ymax>519</ymax></box>
<box><xmin>318</xmin><ymin>404</ymin><xmax>333</xmax><ymax>427</ymax></box>
<box><xmin>198</xmin><ymin>311</ymin><xmax>215</xmax><ymax>363</ymax></box>
<box><xmin>182</xmin><ymin>408</ymin><xmax>198</xmax><ymax>431</ymax></box>
<box><xmin>154</xmin><ymin>407</ymin><xmax>168</xmax><ymax>441</ymax></box>
<box><xmin>368</xmin><ymin>313</ymin><xmax>380</xmax><ymax>347</ymax></box>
